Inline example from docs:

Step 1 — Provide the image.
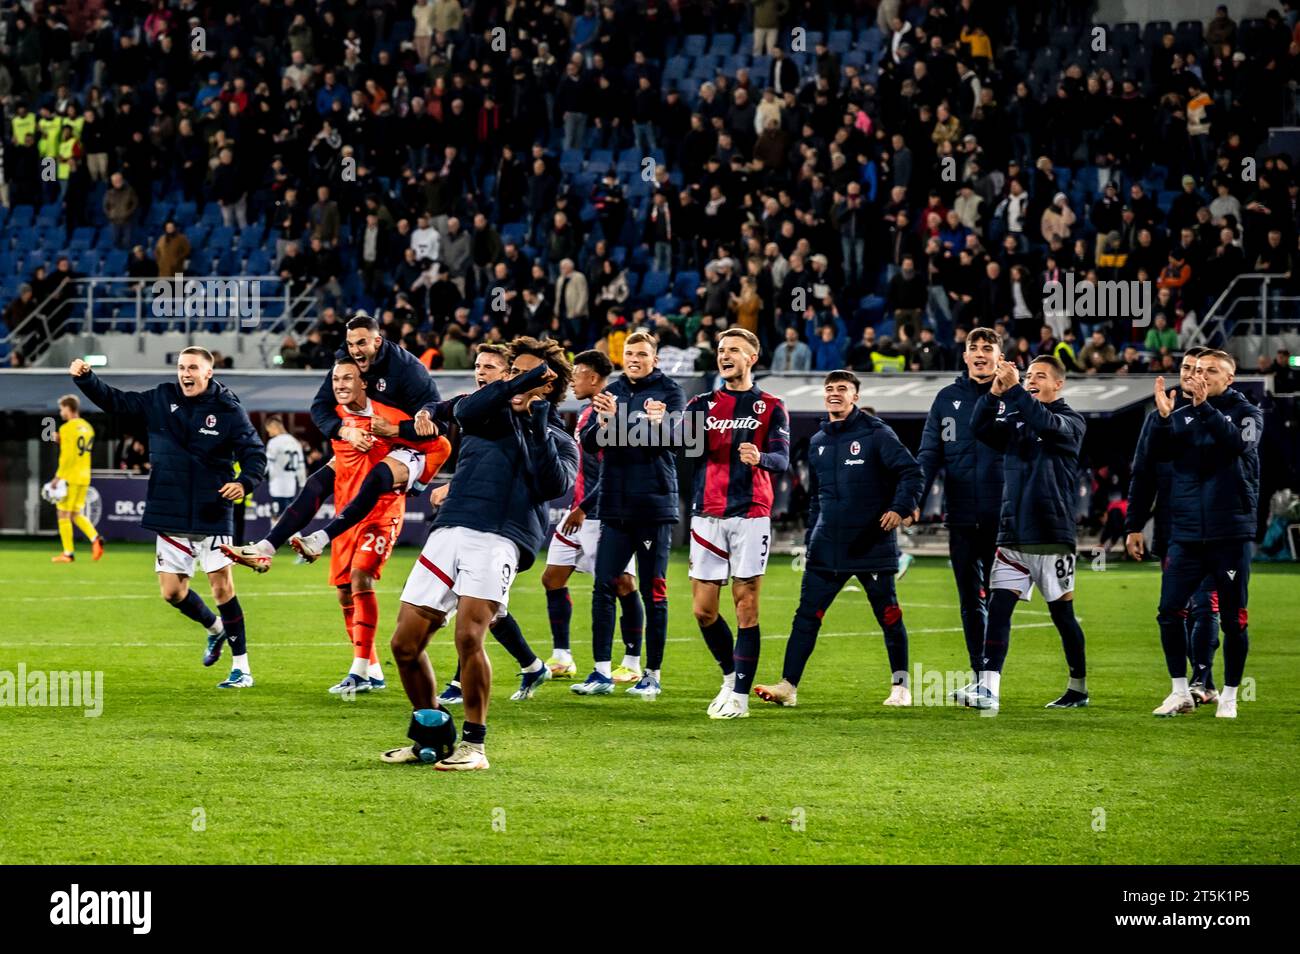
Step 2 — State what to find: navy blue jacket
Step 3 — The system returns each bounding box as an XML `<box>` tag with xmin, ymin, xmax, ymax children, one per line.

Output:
<box><xmin>804</xmin><ymin>407</ymin><xmax>923</xmax><ymax>573</ymax></box>
<box><xmin>75</xmin><ymin>371</ymin><xmax>266</xmax><ymax>537</ymax></box>
<box><xmin>579</xmin><ymin>368</ymin><xmax>685</xmax><ymax>523</ymax></box>
<box><xmin>433</xmin><ymin>364</ymin><xmax>578</xmax><ymax>572</ymax></box>
<box><xmin>1125</xmin><ymin>409</ymin><xmax>1175</xmax><ymax>557</ymax></box>
<box><xmin>310</xmin><ymin>338</ymin><xmax>441</xmax><ymax>442</ymax></box>
<box><xmin>1147</xmin><ymin>387</ymin><xmax>1262</xmax><ymax>544</ymax></box>
<box><xmin>917</xmin><ymin>372</ymin><xmax>1005</xmax><ymax>525</ymax></box>
<box><xmin>972</xmin><ymin>384</ymin><xmax>1085</xmax><ymax>549</ymax></box>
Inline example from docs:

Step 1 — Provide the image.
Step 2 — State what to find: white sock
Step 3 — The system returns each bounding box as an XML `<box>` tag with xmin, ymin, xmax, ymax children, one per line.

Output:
<box><xmin>305</xmin><ymin>529</ymin><xmax>329</xmax><ymax>550</ymax></box>
<box><xmin>1068</xmin><ymin>677</ymin><xmax>1087</xmax><ymax>693</ymax></box>
<box><xmin>233</xmin><ymin>653</ymin><xmax>250</xmax><ymax>675</ymax></box>
<box><xmin>552</xmin><ymin>648</ymin><xmax>573</xmax><ymax>663</ymax></box>
<box><xmin>980</xmin><ymin>670</ymin><xmax>1001</xmax><ymax>696</ymax></box>
<box><xmin>349</xmin><ymin>657</ymin><xmax>369</xmax><ymax>678</ymax></box>
<box><xmin>730</xmin><ymin>690</ymin><xmax>749</xmax><ymax>705</ymax></box>
<box><xmin>595</xmin><ymin>661</ymin><xmax>612</xmax><ymax>677</ymax></box>
<box><xmin>367</xmin><ymin>662</ymin><xmax>384</xmax><ymax>680</ymax></box>
<box><xmin>1172</xmin><ymin>676</ymin><xmax>1189</xmax><ymax>695</ymax></box>
<box><xmin>253</xmin><ymin>539</ymin><xmax>275</xmax><ymax>556</ymax></box>
<box><xmin>647</xmin><ymin>669</ymin><xmax>661</xmax><ymax>681</ymax></box>
<box><xmin>1221</xmin><ymin>685</ymin><xmax>1238</xmax><ymax>702</ymax></box>
<box><xmin>723</xmin><ymin>672</ymin><xmax>736</xmax><ymax>690</ymax></box>
<box><xmin>523</xmin><ymin>657</ymin><xmax>543</xmax><ymax>673</ymax></box>
<box><xmin>206</xmin><ymin>619</ymin><xmax>225</xmax><ymax>636</ymax></box>
<box><xmin>619</xmin><ymin>654</ymin><xmax>640</xmax><ymax>671</ymax></box>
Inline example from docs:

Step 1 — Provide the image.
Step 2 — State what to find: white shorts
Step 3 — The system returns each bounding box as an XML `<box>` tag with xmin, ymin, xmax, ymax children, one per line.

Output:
<box><xmin>386</xmin><ymin>446</ymin><xmax>426</xmax><ymax>493</ymax></box>
<box><xmin>689</xmin><ymin>515</ymin><xmax>771</xmax><ymax>581</ymax></box>
<box><xmin>156</xmin><ymin>534</ymin><xmax>233</xmax><ymax>577</ymax></box>
<box><xmin>400</xmin><ymin>526</ymin><xmax>519</xmax><ymax>619</ymax></box>
<box><xmin>546</xmin><ymin>512</ymin><xmax>636</xmax><ymax>577</ymax></box>
<box><xmin>991</xmin><ymin>547</ymin><xmax>1076</xmax><ymax>603</ymax></box>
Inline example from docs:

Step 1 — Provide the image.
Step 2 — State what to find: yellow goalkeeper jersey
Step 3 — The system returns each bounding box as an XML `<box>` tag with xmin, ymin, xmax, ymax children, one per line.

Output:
<box><xmin>57</xmin><ymin>418</ymin><xmax>95</xmax><ymax>484</ymax></box>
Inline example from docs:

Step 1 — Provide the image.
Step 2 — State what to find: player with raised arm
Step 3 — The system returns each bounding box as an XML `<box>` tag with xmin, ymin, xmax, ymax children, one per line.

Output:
<box><xmin>318</xmin><ymin>356</ymin><xmax>452</xmax><ymax>695</ymax></box>
<box><xmin>381</xmin><ymin>338</ymin><xmax>577</xmax><ymax>770</ymax></box>
<box><xmin>683</xmin><ymin>329</ymin><xmax>789</xmax><ymax>720</ymax></box>
<box><xmin>958</xmin><ymin>355</ymin><xmax>1089</xmax><ymax>713</ymax></box>
<box><xmin>754</xmin><ymin>370</ymin><xmax>921</xmax><ymax>708</ymax></box>
<box><xmin>221</xmin><ymin>312</ymin><xmax>440</xmax><ymax>571</ymax></box>
<box><xmin>571</xmin><ymin>331</ymin><xmax>685</xmax><ymax>700</ymax></box>
<box><xmin>48</xmin><ymin>393</ymin><xmax>106</xmax><ymax>563</ymax></box>
<box><xmin>70</xmin><ymin>348</ymin><xmax>266</xmax><ymax>687</ymax></box>
<box><xmin>915</xmin><ymin>328</ymin><xmax>1005</xmax><ymax>696</ymax></box>
<box><xmin>1125</xmin><ymin>347</ymin><xmax>1221</xmax><ymax>708</ymax></box>
<box><xmin>1145</xmin><ymin>350</ymin><xmax>1261</xmax><ymax>719</ymax></box>
<box><xmin>540</xmin><ymin>349</ymin><xmax>644</xmax><ymax>681</ymax></box>
<box><xmin>263</xmin><ymin>415</ymin><xmax>306</xmax><ymax>523</ymax></box>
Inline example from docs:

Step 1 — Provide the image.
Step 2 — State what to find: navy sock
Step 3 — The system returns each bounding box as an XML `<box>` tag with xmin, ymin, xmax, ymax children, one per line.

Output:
<box><xmin>323</xmin><ymin>463</ymin><xmax>394</xmax><ymax>540</ymax></box>
<box><xmin>618</xmin><ymin>589</ymin><xmax>645</xmax><ymax>656</ymax></box>
<box><xmin>699</xmin><ymin>616</ymin><xmax>735</xmax><ymax>675</ymax></box>
<box><xmin>218</xmin><ymin>596</ymin><xmax>247</xmax><ymax>655</ymax></box>
<box><xmin>267</xmin><ymin>466</ymin><xmax>334</xmax><ymax>550</ymax></box>
<box><xmin>591</xmin><ymin>580</ymin><xmax>617</xmax><ymax>663</ymax></box>
<box><xmin>172</xmin><ymin>589</ymin><xmax>216</xmax><ymax>628</ymax></box>
<box><xmin>733</xmin><ymin>625</ymin><xmax>760</xmax><ymax>694</ymax></box>
<box><xmin>1048</xmin><ymin>599</ymin><xmax>1086</xmax><ymax>679</ymax></box>
<box><xmin>546</xmin><ymin>587</ymin><xmax>572</xmax><ymax>652</ymax></box>
<box><xmin>981</xmin><ymin>589</ymin><xmax>1019</xmax><ymax>673</ymax></box>
<box><xmin>462</xmin><ymin>721</ymin><xmax>486</xmax><ymax>745</ymax></box>
<box><xmin>491</xmin><ymin>612</ymin><xmax>536</xmax><ymax>668</ymax></box>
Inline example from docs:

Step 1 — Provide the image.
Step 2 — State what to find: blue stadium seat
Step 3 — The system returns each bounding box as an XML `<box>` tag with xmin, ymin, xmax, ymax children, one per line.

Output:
<box><xmin>829</xmin><ymin>30</ymin><xmax>852</xmax><ymax>54</ymax></box>
<box><xmin>682</xmin><ymin>35</ymin><xmax>707</xmax><ymax>58</ymax></box>
<box><xmin>208</xmin><ymin>226</ymin><xmax>236</xmax><ymax>250</ymax></box>
<box><xmin>68</xmin><ymin>227</ymin><xmax>96</xmax><ymax>250</ymax></box>
<box><xmin>173</xmin><ymin>201</ymin><xmax>198</xmax><ymax>225</ymax></box>
<box><xmin>653</xmin><ymin>294</ymin><xmax>678</xmax><ymax>314</ymax></box>
<box><xmin>588</xmin><ymin>148</ymin><xmax>613</xmax><ymax>169</ymax></box>
<box><xmin>36</xmin><ymin>205</ymin><xmax>61</xmax><ymax>227</ymax></box>
<box><xmin>238</xmin><ymin>229</ymin><xmax>263</xmax><ymax>251</ymax></box>
<box><xmin>6</xmin><ymin>206</ymin><xmax>33</xmax><ymax>228</ymax></box>
<box><xmin>559</xmin><ymin>149</ymin><xmax>584</xmax><ymax>174</ymax></box>
<box><xmin>24</xmin><ymin>251</ymin><xmax>47</xmax><ymax>272</ymax></box>
<box><xmin>1142</xmin><ymin>20</ymin><xmax>1173</xmax><ymax>49</ymax></box>
<box><xmin>709</xmin><ymin>34</ymin><xmax>736</xmax><ymax>57</ymax></box>
<box><xmin>640</xmin><ymin>270</ymin><xmax>670</xmax><ymax>298</ymax></box>
<box><xmin>102</xmin><ymin>249</ymin><xmax>127</xmax><ymax>273</ymax></box>
<box><xmin>500</xmin><ymin>222</ymin><xmax>527</xmax><ymax>246</ymax></box>
<box><xmin>246</xmin><ymin>250</ymin><xmax>272</xmax><ymax>274</ymax></box>
<box><xmin>673</xmin><ymin>271</ymin><xmax>700</xmax><ymax>297</ymax></box>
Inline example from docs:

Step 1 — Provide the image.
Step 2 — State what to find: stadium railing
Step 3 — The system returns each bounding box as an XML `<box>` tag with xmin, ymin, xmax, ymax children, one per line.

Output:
<box><xmin>1189</xmin><ymin>272</ymin><xmax>1300</xmax><ymax>364</ymax></box>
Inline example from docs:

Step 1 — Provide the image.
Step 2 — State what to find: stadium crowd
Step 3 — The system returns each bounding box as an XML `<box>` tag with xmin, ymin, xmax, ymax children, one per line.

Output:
<box><xmin>3</xmin><ymin>1</ymin><xmax>1300</xmax><ymax>379</ymax></box>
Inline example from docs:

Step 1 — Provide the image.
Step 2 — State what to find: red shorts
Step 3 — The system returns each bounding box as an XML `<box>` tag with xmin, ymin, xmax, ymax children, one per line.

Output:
<box><xmin>330</xmin><ymin>516</ymin><xmax>401</xmax><ymax>588</ymax></box>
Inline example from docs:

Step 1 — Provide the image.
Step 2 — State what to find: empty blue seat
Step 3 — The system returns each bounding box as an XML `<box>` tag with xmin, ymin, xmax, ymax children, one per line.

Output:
<box><xmin>709</xmin><ymin>34</ymin><xmax>736</xmax><ymax>56</ymax></box>
<box><xmin>7</xmin><ymin>206</ymin><xmax>34</xmax><ymax>228</ymax></box>
<box><xmin>640</xmin><ymin>270</ymin><xmax>670</xmax><ymax>298</ymax></box>
<box><xmin>682</xmin><ymin>35</ymin><xmax>707</xmax><ymax>58</ymax></box>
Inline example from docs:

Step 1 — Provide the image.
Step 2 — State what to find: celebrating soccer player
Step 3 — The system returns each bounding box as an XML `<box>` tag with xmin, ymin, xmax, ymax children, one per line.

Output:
<box><xmin>540</xmin><ymin>349</ymin><xmax>644</xmax><ymax>682</ymax></box>
<box><xmin>49</xmin><ymin>393</ymin><xmax>106</xmax><ymax>563</ymax></box>
<box><xmin>754</xmin><ymin>370</ymin><xmax>921</xmax><ymax>708</ymax></box>
<box><xmin>1125</xmin><ymin>347</ymin><xmax>1221</xmax><ymax>709</ymax></box>
<box><xmin>916</xmin><ymin>328</ymin><xmax>1005</xmax><ymax>696</ymax></box>
<box><xmin>958</xmin><ymin>355</ymin><xmax>1088</xmax><ymax>713</ymax></box>
<box><xmin>70</xmin><ymin>349</ymin><xmax>266</xmax><ymax>688</ymax></box>
<box><xmin>682</xmin><ymin>329</ymin><xmax>789</xmax><ymax>720</ymax></box>
<box><xmin>381</xmin><ymin>337</ymin><xmax>577</xmax><ymax>770</ymax></box>
<box><xmin>318</xmin><ymin>356</ymin><xmax>452</xmax><ymax>696</ymax></box>
<box><xmin>1144</xmin><ymin>350</ymin><xmax>1261</xmax><ymax>719</ymax></box>
<box><xmin>571</xmin><ymin>331</ymin><xmax>685</xmax><ymax>700</ymax></box>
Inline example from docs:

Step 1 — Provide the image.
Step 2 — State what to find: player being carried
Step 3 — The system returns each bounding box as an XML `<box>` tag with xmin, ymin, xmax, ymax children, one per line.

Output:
<box><xmin>681</xmin><ymin>329</ymin><xmax>789</xmax><ymax>720</ymax></box>
<box><xmin>540</xmin><ymin>349</ymin><xmax>645</xmax><ymax>683</ymax></box>
<box><xmin>381</xmin><ymin>337</ymin><xmax>577</xmax><ymax>770</ymax></box>
<box><xmin>318</xmin><ymin>356</ymin><xmax>452</xmax><ymax>696</ymax></box>
<box><xmin>47</xmin><ymin>393</ymin><xmax>106</xmax><ymax>563</ymax></box>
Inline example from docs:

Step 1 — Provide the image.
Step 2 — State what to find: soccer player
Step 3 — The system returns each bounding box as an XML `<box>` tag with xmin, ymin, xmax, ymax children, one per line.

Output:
<box><xmin>683</xmin><ymin>329</ymin><xmax>789</xmax><ymax>720</ymax></box>
<box><xmin>432</xmin><ymin>344</ymin><xmax>555</xmax><ymax>705</ymax></box>
<box><xmin>70</xmin><ymin>348</ymin><xmax>266</xmax><ymax>688</ymax></box>
<box><xmin>916</xmin><ymin>328</ymin><xmax>1005</xmax><ymax>694</ymax></box>
<box><xmin>319</xmin><ymin>356</ymin><xmax>453</xmax><ymax>695</ymax></box>
<box><xmin>958</xmin><ymin>355</ymin><xmax>1088</xmax><ymax>713</ymax></box>
<box><xmin>754</xmin><ymin>370</ymin><xmax>920</xmax><ymax>708</ymax></box>
<box><xmin>263</xmin><ymin>415</ymin><xmax>306</xmax><ymax>523</ymax></box>
<box><xmin>571</xmin><ymin>331</ymin><xmax>685</xmax><ymax>700</ymax></box>
<box><xmin>1125</xmin><ymin>346</ymin><xmax>1221</xmax><ymax>707</ymax></box>
<box><xmin>1145</xmin><ymin>350</ymin><xmax>1261</xmax><ymax>719</ymax></box>
<box><xmin>381</xmin><ymin>337</ymin><xmax>577</xmax><ymax>770</ymax></box>
<box><xmin>222</xmin><ymin>312</ymin><xmax>440</xmax><ymax>571</ymax></box>
<box><xmin>541</xmin><ymin>349</ymin><xmax>644</xmax><ymax>682</ymax></box>
<box><xmin>50</xmin><ymin>394</ymin><xmax>105</xmax><ymax>563</ymax></box>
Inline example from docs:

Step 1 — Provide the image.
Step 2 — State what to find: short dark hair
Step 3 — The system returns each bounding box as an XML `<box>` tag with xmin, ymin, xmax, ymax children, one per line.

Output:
<box><xmin>966</xmin><ymin>327</ymin><xmax>1001</xmax><ymax>349</ymax></box>
<box><xmin>823</xmin><ymin>369</ymin><xmax>860</xmax><ymax>391</ymax></box>
<box><xmin>334</xmin><ymin>355</ymin><xmax>362</xmax><ymax>371</ymax></box>
<box><xmin>265</xmin><ymin>414</ymin><xmax>285</xmax><ymax>429</ymax></box>
<box><xmin>179</xmin><ymin>346</ymin><xmax>214</xmax><ymax>365</ymax></box>
<box><xmin>59</xmin><ymin>394</ymin><xmax>80</xmax><ymax>413</ymax></box>
<box><xmin>1183</xmin><ymin>346</ymin><xmax>1209</xmax><ymax>359</ymax></box>
<box><xmin>1030</xmin><ymin>354</ymin><xmax>1066</xmax><ymax>379</ymax></box>
<box><xmin>508</xmin><ymin>335</ymin><xmax>573</xmax><ymax>404</ymax></box>
<box><xmin>346</xmin><ymin>311</ymin><xmax>379</xmax><ymax>332</ymax></box>
<box><xmin>477</xmin><ymin>343</ymin><xmax>511</xmax><ymax>360</ymax></box>
<box><xmin>573</xmin><ymin>349</ymin><xmax>613</xmax><ymax>378</ymax></box>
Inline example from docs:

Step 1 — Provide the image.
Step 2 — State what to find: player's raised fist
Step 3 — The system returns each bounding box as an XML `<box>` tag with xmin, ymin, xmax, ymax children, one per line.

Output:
<box><xmin>69</xmin><ymin>359</ymin><xmax>91</xmax><ymax>377</ymax></box>
<box><xmin>644</xmin><ymin>398</ymin><xmax>667</xmax><ymax>424</ymax></box>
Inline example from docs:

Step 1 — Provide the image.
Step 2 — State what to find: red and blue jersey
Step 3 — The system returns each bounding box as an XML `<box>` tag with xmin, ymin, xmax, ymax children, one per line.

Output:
<box><xmin>572</xmin><ymin>403</ymin><xmax>604</xmax><ymax>519</ymax></box>
<box><xmin>685</xmin><ymin>385</ymin><xmax>790</xmax><ymax>518</ymax></box>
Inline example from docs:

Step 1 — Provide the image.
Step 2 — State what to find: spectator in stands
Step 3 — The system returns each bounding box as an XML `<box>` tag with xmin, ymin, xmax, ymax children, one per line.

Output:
<box><xmin>309</xmin><ymin>185</ymin><xmax>340</xmax><ymax>246</ymax></box>
<box><xmin>103</xmin><ymin>172</ymin><xmax>139</xmax><ymax>250</ymax></box>
<box><xmin>809</xmin><ymin>321</ymin><xmax>848</xmax><ymax>372</ymax></box>
<box><xmin>1118</xmin><ymin>345</ymin><xmax>1147</xmax><ymax>375</ymax></box>
<box><xmin>211</xmin><ymin>147</ymin><xmax>248</xmax><ymax>230</ymax></box>
<box><xmin>1144</xmin><ymin>313</ymin><xmax>1180</xmax><ymax>354</ymax></box>
<box><xmin>154</xmin><ymin>221</ymin><xmax>191</xmax><ymax>278</ymax></box>
<box><xmin>1079</xmin><ymin>330</ymin><xmax>1118</xmax><ymax>373</ymax></box>
<box><xmin>771</xmin><ymin>325</ymin><xmax>811</xmax><ymax>372</ymax></box>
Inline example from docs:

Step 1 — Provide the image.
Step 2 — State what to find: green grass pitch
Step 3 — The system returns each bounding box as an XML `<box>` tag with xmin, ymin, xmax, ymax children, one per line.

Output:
<box><xmin>1</xmin><ymin>539</ymin><xmax>1296</xmax><ymax>864</ymax></box>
